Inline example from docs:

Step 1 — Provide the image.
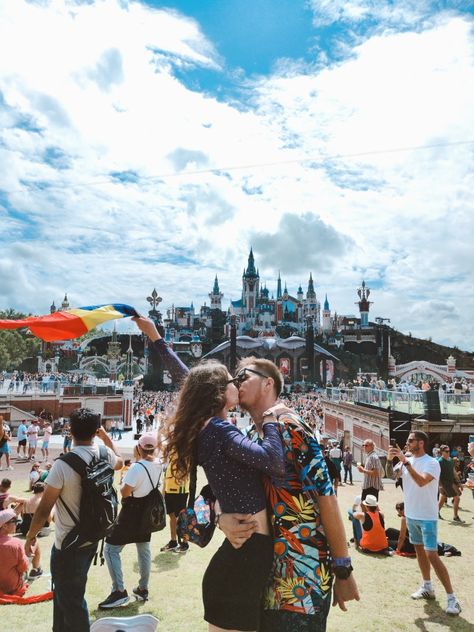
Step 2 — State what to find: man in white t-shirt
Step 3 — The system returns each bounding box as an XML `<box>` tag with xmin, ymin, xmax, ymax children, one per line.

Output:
<box><xmin>24</xmin><ymin>408</ymin><xmax>123</xmax><ymax>632</ymax></box>
<box><xmin>387</xmin><ymin>431</ymin><xmax>461</xmax><ymax>616</ymax></box>
<box><xmin>26</xmin><ymin>421</ymin><xmax>40</xmax><ymax>460</ymax></box>
<box><xmin>99</xmin><ymin>432</ymin><xmax>162</xmax><ymax>609</ymax></box>
<box><xmin>41</xmin><ymin>421</ymin><xmax>53</xmax><ymax>462</ymax></box>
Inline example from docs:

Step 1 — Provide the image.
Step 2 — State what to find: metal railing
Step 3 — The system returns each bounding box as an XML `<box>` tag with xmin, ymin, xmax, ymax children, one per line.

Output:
<box><xmin>0</xmin><ymin>379</ymin><xmax>122</xmax><ymax>397</ymax></box>
<box><xmin>324</xmin><ymin>386</ymin><xmax>473</xmax><ymax>416</ymax></box>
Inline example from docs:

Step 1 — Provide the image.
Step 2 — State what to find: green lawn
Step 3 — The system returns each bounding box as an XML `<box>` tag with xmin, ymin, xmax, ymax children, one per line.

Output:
<box><xmin>3</xmin><ymin>476</ymin><xmax>473</xmax><ymax>631</ymax></box>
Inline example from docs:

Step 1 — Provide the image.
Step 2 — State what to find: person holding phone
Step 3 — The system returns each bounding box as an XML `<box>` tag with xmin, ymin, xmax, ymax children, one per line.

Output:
<box><xmin>386</xmin><ymin>431</ymin><xmax>461</xmax><ymax>616</ymax></box>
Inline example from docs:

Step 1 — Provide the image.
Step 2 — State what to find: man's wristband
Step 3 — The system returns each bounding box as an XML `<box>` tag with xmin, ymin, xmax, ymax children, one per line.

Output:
<box><xmin>332</xmin><ymin>556</ymin><xmax>352</xmax><ymax>566</ymax></box>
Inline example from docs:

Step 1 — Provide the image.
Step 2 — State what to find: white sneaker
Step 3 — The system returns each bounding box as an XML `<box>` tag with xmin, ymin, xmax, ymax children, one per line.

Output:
<box><xmin>411</xmin><ymin>587</ymin><xmax>436</xmax><ymax>600</ymax></box>
<box><xmin>445</xmin><ymin>597</ymin><xmax>461</xmax><ymax>615</ymax></box>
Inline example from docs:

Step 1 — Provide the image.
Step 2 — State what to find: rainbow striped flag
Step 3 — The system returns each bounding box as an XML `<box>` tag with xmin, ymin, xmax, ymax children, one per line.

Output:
<box><xmin>0</xmin><ymin>304</ymin><xmax>140</xmax><ymax>342</ymax></box>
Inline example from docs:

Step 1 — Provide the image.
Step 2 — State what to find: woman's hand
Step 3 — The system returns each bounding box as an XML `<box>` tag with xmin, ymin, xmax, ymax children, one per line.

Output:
<box><xmin>132</xmin><ymin>316</ymin><xmax>161</xmax><ymax>342</ymax></box>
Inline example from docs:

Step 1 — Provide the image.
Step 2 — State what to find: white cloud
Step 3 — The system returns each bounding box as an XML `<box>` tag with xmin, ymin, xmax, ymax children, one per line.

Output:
<box><xmin>0</xmin><ymin>1</ymin><xmax>473</xmax><ymax>349</ymax></box>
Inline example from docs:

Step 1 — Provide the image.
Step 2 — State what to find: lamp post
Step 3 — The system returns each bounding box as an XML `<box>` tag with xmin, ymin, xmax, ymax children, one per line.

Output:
<box><xmin>145</xmin><ymin>289</ymin><xmax>164</xmax><ymax>390</ymax></box>
<box><xmin>229</xmin><ymin>315</ymin><xmax>237</xmax><ymax>375</ymax></box>
<box><xmin>305</xmin><ymin>316</ymin><xmax>315</xmax><ymax>385</ymax></box>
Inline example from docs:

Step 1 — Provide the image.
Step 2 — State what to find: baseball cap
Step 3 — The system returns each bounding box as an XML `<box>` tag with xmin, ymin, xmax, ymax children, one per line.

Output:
<box><xmin>138</xmin><ymin>432</ymin><xmax>158</xmax><ymax>450</ymax></box>
<box><xmin>0</xmin><ymin>508</ymin><xmax>16</xmax><ymax>527</ymax></box>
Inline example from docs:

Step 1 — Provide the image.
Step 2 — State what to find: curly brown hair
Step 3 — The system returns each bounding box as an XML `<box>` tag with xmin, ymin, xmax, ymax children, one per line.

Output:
<box><xmin>164</xmin><ymin>360</ymin><xmax>230</xmax><ymax>482</ymax></box>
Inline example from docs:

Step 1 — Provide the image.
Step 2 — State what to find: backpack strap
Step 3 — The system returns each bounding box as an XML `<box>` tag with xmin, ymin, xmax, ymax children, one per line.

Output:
<box><xmin>187</xmin><ymin>457</ymin><xmax>198</xmax><ymax>509</ymax></box>
<box><xmin>137</xmin><ymin>461</ymin><xmax>161</xmax><ymax>490</ymax></box>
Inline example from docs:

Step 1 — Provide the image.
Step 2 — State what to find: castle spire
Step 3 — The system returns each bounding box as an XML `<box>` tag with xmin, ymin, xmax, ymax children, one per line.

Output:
<box><xmin>277</xmin><ymin>271</ymin><xmax>282</xmax><ymax>300</ymax></box>
<box><xmin>307</xmin><ymin>273</ymin><xmax>316</xmax><ymax>299</ymax></box>
<box><xmin>212</xmin><ymin>275</ymin><xmax>220</xmax><ymax>294</ymax></box>
<box><xmin>324</xmin><ymin>294</ymin><xmax>329</xmax><ymax>311</ymax></box>
<box><xmin>244</xmin><ymin>247</ymin><xmax>257</xmax><ymax>277</ymax></box>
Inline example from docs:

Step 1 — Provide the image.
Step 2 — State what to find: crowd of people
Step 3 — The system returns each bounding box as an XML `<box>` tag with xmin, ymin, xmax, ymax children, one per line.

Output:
<box><xmin>0</xmin><ymin>321</ymin><xmax>472</xmax><ymax>630</ymax></box>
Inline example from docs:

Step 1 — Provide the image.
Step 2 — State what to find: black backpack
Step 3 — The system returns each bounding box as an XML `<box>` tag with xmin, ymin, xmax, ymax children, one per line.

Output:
<box><xmin>135</xmin><ymin>461</ymin><xmax>166</xmax><ymax>534</ymax></box>
<box><xmin>58</xmin><ymin>446</ymin><xmax>118</xmax><ymax>553</ymax></box>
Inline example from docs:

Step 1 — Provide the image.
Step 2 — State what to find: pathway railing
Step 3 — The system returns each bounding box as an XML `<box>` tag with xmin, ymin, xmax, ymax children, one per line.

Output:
<box><xmin>324</xmin><ymin>386</ymin><xmax>473</xmax><ymax>416</ymax></box>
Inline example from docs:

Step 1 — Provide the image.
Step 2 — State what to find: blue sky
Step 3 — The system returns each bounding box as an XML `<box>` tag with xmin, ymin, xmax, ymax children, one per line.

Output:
<box><xmin>0</xmin><ymin>0</ymin><xmax>473</xmax><ymax>349</ymax></box>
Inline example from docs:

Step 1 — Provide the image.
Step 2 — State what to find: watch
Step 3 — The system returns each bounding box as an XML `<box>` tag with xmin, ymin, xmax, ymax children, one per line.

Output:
<box><xmin>332</xmin><ymin>564</ymin><xmax>353</xmax><ymax>579</ymax></box>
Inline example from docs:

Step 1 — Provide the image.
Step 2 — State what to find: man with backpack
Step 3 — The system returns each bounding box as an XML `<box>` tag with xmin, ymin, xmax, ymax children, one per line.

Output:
<box><xmin>98</xmin><ymin>432</ymin><xmax>163</xmax><ymax>609</ymax></box>
<box><xmin>25</xmin><ymin>408</ymin><xmax>123</xmax><ymax>632</ymax></box>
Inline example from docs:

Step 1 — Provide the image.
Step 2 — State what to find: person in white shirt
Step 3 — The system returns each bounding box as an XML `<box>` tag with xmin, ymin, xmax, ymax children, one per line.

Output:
<box><xmin>99</xmin><ymin>432</ymin><xmax>162</xmax><ymax>609</ymax></box>
<box><xmin>387</xmin><ymin>431</ymin><xmax>461</xmax><ymax>616</ymax></box>
<box><xmin>25</xmin><ymin>409</ymin><xmax>123</xmax><ymax>632</ymax></box>
<box><xmin>26</xmin><ymin>422</ymin><xmax>40</xmax><ymax>461</ymax></box>
<box><xmin>41</xmin><ymin>422</ymin><xmax>53</xmax><ymax>462</ymax></box>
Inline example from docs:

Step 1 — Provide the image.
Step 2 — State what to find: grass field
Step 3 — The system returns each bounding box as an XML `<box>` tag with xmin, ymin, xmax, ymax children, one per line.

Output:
<box><xmin>3</xmin><ymin>472</ymin><xmax>474</xmax><ymax>631</ymax></box>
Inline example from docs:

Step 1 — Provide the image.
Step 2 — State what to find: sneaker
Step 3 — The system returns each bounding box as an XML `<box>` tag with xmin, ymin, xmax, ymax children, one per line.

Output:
<box><xmin>28</xmin><ymin>567</ymin><xmax>43</xmax><ymax>579</ymax></box>
<box><xmin>132</xmin><ymin>586</ymin><xmax>149</xmax><ymax>602</ymax></box>
<box><xmin>173</xmin><ymin>542</ymin><xmax>189</xmax><ymax>554</ymax></box>
<box><xmin>411</xmin><ymin>587</ymin><xmax>436</xmax><ymax>600</ymax></box>
<box><xmin>445</xmin><ymin>597</ymin><xmax>461</xmax><ymax>615</ymax></box>
<box><xmin>7</xmin><ymin>466</ymin><xmax>13</xmax><ymax>471</ymax></box>
<box><xmin>98</xmin><ymin>590</ymin><xmax>129</xmax><ymax>609</ymax></box>
<box><xmin>452</xmin><ymin>516</ymin><xmax>464</xmax><ymax>523</ymax></box>
<box><xmin>160</xmin><ymin>540</ymin><xmax>178</xmax><ymax>552</ymax></box>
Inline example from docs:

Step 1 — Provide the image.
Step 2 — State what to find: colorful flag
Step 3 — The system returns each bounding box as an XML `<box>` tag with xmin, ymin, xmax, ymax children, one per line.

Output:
<box><xmin>0</xmin><ymin>304</ymin><xmax>140</xmax><ymax>342</ymax></box>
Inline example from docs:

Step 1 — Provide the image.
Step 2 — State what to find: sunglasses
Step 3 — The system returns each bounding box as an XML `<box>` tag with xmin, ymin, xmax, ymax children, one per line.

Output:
<box><xmin>229</xmin><ymin>367</ymin><xmax>270</xmax><ymax>386</ymax></box>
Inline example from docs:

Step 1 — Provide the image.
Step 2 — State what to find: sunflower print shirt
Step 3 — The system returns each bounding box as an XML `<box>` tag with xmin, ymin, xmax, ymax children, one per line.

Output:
<box><xmin>247</xmin><ymin>412</ymin><xmax>335</xmax><ymax>615</ymax></box>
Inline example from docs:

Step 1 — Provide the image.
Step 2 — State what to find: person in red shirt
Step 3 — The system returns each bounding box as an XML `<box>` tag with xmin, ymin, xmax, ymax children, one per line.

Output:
<box><xmin>0</xmin><ymin>508</ymin><xmax>29</xmax><ymax>594</ymax></box>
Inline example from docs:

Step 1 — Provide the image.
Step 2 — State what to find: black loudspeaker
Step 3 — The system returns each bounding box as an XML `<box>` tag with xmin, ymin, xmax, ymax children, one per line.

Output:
<box><xmin>422</xmin><ymin>391</ymin><xmax>442</xmax><ymax>421</ymax></box>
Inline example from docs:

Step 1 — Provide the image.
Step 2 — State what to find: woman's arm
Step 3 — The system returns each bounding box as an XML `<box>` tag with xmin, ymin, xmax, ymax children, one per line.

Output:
<box><xmin>132</xmin><ymin>316</ymin><xmax>189</xmax><ymax>383</ymax></box>
<box><xmin>222</xmin><ymin>422</ymin><xmax>285</xmax><ymax>479</ymax></box>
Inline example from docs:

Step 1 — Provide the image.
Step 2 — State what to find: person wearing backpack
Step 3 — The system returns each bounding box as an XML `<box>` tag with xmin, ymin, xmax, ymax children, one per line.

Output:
<box><xmin>24</xmin><ymin>408</ymin><xmax>123</xmax><ymax>632</ymax></box>
<box><xmin>98</xmin><ymin>432</ymin><xmax>163</xmax><ymax>609</ymax></box>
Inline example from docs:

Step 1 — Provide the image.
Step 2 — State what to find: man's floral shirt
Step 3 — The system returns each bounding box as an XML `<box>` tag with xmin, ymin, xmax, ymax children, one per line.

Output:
<box><xmin>247</xmin><ymin>412</ymin><xmax>335</xmax><ymax>614</ymax></box>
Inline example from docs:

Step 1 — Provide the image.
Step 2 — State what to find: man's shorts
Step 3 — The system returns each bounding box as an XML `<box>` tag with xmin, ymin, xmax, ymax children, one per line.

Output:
<box><xmin>406</xmin><ymin>518</ymin><xmax>438</xmax><ymax>551</ymax></box>
<box><xmin>164</xmin><ymin>492</ymin><xmax>188</xmax><ymax>516</ymax></box>
<box><xmin>28</xmin><ymin>440</ymin><xmax>37</xmax><ymax>448</ymax></box>
<box><xmin>42</xmin><ymin>441</ymin><xmax>49</xmax><ymax>449</ymax></box>
<box><xmin>18</xmin><ymin>439</ymin><xmax>27</xmax><ymax>447</ymax></box>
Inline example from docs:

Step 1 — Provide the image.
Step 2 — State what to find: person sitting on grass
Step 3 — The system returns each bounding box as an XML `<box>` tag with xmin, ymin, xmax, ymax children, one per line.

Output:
<box><xmin>353</xmin><ymin>494</ymin><xmax>392</xmax><ymax>556</ymax></box>
<box><xmin>386</xmin><ymin>502</ymin><xmax>416</xmax><ymax>556</ymax></box>
<box><xmin>0</xmin><ymin>508</ymin><xmax>42</xmax><ymax>594</ymax></box>
<box><xmin>28</xmin><ymin>462</ymin><xmax>42</xmax><ymax>491</ymax></box>
<box><xmin>19</xmin><ymin>482</ymin><xmax>52</xmax><ymax>540</ymax></box>
<box><xmin>0</xmin><ymin>479</ymin><xmax>26</xmax><ymax>511</ymax></box>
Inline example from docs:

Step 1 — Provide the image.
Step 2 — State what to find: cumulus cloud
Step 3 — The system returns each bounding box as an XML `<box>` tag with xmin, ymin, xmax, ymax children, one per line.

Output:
<box><xmin>251</xmin><ymin>213</ymin><xmax>354</xmax><ymax>274</ymax></box>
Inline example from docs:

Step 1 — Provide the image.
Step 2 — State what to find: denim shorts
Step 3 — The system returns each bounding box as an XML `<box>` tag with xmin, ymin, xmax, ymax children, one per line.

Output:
<box><xmin>406</xmin><ymin>518</ymin><xmax>438</xmax><ymax>551</ymax></box>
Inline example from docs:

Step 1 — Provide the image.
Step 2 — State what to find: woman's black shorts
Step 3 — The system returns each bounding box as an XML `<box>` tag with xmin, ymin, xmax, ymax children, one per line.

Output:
<box><xmin>203</xmin><ymin>532</ymin><xmax>273</xmax><ymax>631</ymax></box>
<box><xmin>164</xmin><ymin>492</ymin><xmax>188</xmax><ymax>515</ymax></box>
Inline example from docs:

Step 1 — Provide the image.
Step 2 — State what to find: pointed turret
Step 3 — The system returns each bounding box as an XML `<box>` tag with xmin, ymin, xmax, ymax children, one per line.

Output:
<box><xmin>50</xmin><ymin>301</ymin><xmax>56</xmax><ymax>314</ymax></box>
<box><xmin>61</xmin><ymin>293</ymin><xmax>69</xmax><ymax>311</ymax></box>
<box><xmin>307</xmin><ymin>273</ymin><xmax>316</xmax><ymax>300</ymax></box>
<box><xmin>297</xmin><ymin>284</ymin><xmax>303</xmax><ymax>301</ymax></box>
<box><xmin>276</xmin><ymin>272</ymin><xmax>282</xmax><ymax>300</ymax></box>
<box><xmin>209</xmin><ymin>274</ymin><xmax>224</xmax><ymax>310</ymax></box>
<box><xmin>244</xmin><ymin>248</ymin><xmax>257</xmax><ymax>278</ymax></box>
<box><xmin>324</xmin><ymin>294</ymin><xmax>330</xmax><ymax>311</ymax></box>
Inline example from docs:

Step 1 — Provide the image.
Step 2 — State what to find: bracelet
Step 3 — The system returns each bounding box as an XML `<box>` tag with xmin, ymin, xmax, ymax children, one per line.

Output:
<box><xmin>332</xmin><ymin>556</ymin><xmax>352</xmax><ymax>566</ymax></box>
